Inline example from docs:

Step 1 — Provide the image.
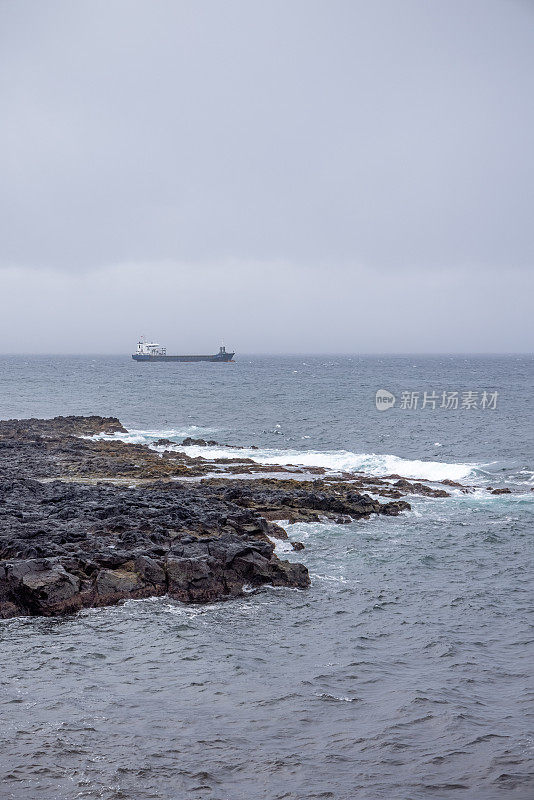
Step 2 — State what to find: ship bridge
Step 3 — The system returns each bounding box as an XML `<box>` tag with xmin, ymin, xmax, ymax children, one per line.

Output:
<box><xmin>136</xmin><ymin>339</ymin><xmax>167</xmax><ymax>356</ymax></box>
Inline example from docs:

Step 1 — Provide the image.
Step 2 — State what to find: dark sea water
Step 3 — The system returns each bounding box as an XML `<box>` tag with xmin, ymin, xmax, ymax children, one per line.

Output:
<box><xmin>1</xmin><ymin>354</ymin><xmax>533</xmax><ymax>800</ymax></box>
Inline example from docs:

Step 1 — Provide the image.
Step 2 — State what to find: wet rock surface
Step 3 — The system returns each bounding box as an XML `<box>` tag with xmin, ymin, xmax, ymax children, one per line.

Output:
<box><xmin>0</xmin><ymin>414</ymin><xmax>472</xmax><ymax>619</ymax></box>
<box><xmin>0</xmin><ymin>478</ymin><xmax>308</xmax><ymax>618</ymax></box>
<box><xmin>0</xmin><ymin>415</ymin><xmax>127</xmax><ymax>439</ymax></box>
<box><xmin>201</xmin><ymin>478</ymin><xmax>412</xmax><ymax>523</ymax></box>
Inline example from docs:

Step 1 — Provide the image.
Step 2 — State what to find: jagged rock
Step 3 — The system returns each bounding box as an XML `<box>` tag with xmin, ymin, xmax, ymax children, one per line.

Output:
<box><xmin>0</xmin><ymin>416</ymin><xmax>426</xmax><ymax>619</ymax></box>
<box><xmin>1</xmin><ymin>560</ymin><xmax>81</xmax><ymax>617</ymax></box>
<box><xmin>0</xmin><ymin>474</ymin><xmax>313</xmax><ymax>617</ymax></box>
<box><xmin>393</xmin><ymin>479</ymin><xmax>450</xmax><ymax>498</ymax></box>
<box><xmin>209</xmin><ymin>480</ymin><xmax>412</xmax><ymax>523</ymax></box>
<box><xmin>0</xmin><ymin>415</ymin><xmax>126</xmax><ymax>439</ymax></box>
<box><xmin>380</xmin><ymin>501</ymin><xmax>412</xmax><ymax>515</ymax></box>
<box><xmin>181</xmin><ymin>437</ymin><xmax>219</xmax><ymax>447</ymax></box>
<box><xmin>96</xmin><ymin>567</ymin><xmax>144</xmax><ymax>596</ymax></box>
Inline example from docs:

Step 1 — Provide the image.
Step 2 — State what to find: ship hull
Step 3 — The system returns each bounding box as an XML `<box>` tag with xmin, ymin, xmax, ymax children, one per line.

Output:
<box><xmin>132</xmin><ymin>353</ymin><xmax>235</xmax><ymax>362</ymax></box>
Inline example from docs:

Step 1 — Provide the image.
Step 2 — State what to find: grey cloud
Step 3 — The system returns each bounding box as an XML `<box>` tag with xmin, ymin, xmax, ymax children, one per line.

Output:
<box><xmin>0</xmin><ymin>260</ymin><xmax>531</xmax><ymax>354</ymax></box>
<box><xmin>1</xmin><ymin>1</ymin><xmax>533</xmax><ymax>353</ymax></box>
<box><xmin>1</xmin><ymin>0</ymin><xmax>533</xmax><ymax>272</ymax></box>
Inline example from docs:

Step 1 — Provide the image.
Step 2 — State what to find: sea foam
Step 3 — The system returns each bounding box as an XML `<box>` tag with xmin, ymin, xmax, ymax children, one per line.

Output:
<box><xmin>89</xmin><ymin>426</ymin><xmax>218</xmax><ymax>445</ymax></box>
<box><xmin>174</xmin><ymin>444</ymin><xmax>476</xmax><ymax>482</ymax></box>
<box><xmin>93</xmin><ymin>430</ymin><xmax>478</xmax><ymax>482</ymax></box>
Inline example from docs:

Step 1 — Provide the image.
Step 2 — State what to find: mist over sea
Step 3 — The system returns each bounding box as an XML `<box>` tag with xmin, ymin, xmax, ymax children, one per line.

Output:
<box><xmin>1</xmin><ymin>354</ymin><xmax>533</xmax><ymax>800</ymax></box>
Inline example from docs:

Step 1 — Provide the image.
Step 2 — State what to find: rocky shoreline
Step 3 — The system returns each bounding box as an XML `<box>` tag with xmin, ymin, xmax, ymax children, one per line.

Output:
<box><xmin>0</xmin><ymin>415</ymin><xmax>473</xmax><ymax>619</ymax></box>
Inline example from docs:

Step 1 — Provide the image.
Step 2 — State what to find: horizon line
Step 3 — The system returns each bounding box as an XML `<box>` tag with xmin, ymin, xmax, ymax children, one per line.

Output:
<box><xmin>0</xmin><ymin>351</ymin><xmax>532</xmax><ymax>358</ymax></box>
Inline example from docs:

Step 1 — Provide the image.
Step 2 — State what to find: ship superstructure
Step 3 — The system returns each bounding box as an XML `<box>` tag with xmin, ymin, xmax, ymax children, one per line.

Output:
<box><xmin>135</xmin><ymin>340</ymin><xmax>167</xmax><ymax>357</ymax></box>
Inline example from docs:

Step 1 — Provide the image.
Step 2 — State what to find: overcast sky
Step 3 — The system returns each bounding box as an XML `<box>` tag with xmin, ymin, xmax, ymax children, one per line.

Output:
<box><xmin>1</xmin><ymin>0</ymin><xmax>533</xmax><ymax>353</ymax></box>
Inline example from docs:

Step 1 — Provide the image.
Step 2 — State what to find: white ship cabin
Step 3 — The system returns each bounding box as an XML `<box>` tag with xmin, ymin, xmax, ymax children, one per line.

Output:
<box><xmin>136</xmin><ymin>339</ymin><xmax>167</xmax><ymax>356</ymax></box>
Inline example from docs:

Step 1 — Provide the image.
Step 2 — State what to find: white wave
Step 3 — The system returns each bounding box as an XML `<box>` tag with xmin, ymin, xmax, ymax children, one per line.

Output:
<box><xmin>316</xmin><ymin>693</ymin><xmax>359</xmax><ymax>702</ymax></box>
<box><xmin>310</xmin><ymin>572</ymin><xmax>349</xmax><ymax>584</ymax></box>
<box><xmin>87</xmin><ymin>427</ymin><xmax>480</xmax><ymax>482</ymax></box>
<box><xmin>515</xmin><ymin>469</ymin><xmax>534</xmax><ymax>487</ymax></box>
<box><xmin>267</xmin><ymin>536</ymin><xmax>295</xmax><ymax>555</ymax></box>
<box><xmin>173</xmin><ymin>444</ymin><xmax>476</xmax><ymax>482</ymax></box>
<box><xmin>88</xmin><ymin>426</ymin><xmax>218</xmax><ymax>445</ymax></box>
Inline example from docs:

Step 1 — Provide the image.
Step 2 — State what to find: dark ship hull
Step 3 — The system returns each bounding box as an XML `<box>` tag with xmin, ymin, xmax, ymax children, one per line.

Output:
<box><xmin>132</xmin><ymin>352</ymin><xmax>235</xmax><ymax>363</ymax></box>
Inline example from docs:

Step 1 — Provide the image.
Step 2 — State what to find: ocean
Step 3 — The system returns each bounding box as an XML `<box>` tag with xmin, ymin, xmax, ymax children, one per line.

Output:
<box><xmin>1</xmin><ymin>354</ymin><xmax>533</xmax><ymax>800</ymax></box>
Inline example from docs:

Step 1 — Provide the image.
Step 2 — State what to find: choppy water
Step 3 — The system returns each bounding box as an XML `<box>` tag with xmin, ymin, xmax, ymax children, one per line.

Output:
<box><xmin>1</xmin><ymin>355</ymin><xmax>533</xmax><ymax>799</ymax></box>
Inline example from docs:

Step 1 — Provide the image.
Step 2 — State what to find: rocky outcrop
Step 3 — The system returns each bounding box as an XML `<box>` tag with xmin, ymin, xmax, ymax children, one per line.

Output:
<box><xmin>181</xmin><ymin>437</ymin><xmax>220</xmax><ymax>447</ymax></box>
<box><xmin>0</xmin><ymin>559</ymin><xmax>82</xmax><ymax>617</ymax></box>
<box><xmin>180</xmin><ymin>437</ymin><xmax>259</xmax><ymax>450</ymax></box>
<box><xmin>0</xmin><ymin>478</ymin><xmax>309</xmax><ymax>618</ymax></box>
<box><xmin>0</xmin><ymin>415</ymin><xmax>425</xmax><ymax>619</ymax></box>
<box><xmin>0</xmin><ymin>415</ymin><xmax>126</xmax><ymax>439</ymax></box>
<box><xmin>205</xmin><ymin>479</ymin><xmax>411</xmax><ymax>523</ymax></box>
<box><xmin>391</xmin><ymin>478</ymin><xmax>450</xmax><ymax>498</ymax></box>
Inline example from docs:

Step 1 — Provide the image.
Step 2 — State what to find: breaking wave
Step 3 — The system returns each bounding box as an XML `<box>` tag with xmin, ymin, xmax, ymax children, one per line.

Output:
<box><xmin>89</xmin><ymin>426</ymin><xmax>219</xmax><ymax>445</ymax></box>
<box><xmin>175</xmin><ymin>444</ymin><xmax>476</xmax><ymax>482</ymax></box>
<box><xmin>94</xmin><ymin>430</ymin><xmax>480</xmax><ymax>482</ymax></box>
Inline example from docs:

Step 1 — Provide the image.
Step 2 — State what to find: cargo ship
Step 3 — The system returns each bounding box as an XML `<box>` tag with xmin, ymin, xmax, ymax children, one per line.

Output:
<box><xmin>132</xmin><ymin>338</ymin><xmax>235</xmax><ymax>362</ymax></box>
